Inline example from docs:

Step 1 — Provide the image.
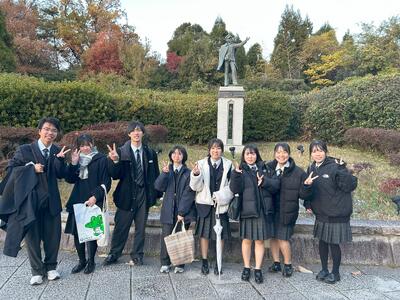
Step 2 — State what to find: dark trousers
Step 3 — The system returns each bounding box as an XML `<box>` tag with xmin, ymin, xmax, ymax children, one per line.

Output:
<box><xmin>73</xmin><ymin>234</ymin><xmax>98</xmax><ymax>263</ymax></box>
<box><xmin>160</xmin><ymin>221</ymin><xmax>190</xmax><ymax>267</ymax></box>
<box><xmin>109</xmin><ymin>199</ymin><xmax>148</xmax><ymax>259</ymax></box>
<box><xmin>25</xmin><ymin>207</ymin><xmax>61</xmax><ymax>276</ymax></box>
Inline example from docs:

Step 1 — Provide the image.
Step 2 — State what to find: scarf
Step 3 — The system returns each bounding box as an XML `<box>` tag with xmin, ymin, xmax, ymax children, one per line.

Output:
<box><xmin>79</xmin><ymin>149</ymin><xmax>98</xmax><ymax>179</ymax></box>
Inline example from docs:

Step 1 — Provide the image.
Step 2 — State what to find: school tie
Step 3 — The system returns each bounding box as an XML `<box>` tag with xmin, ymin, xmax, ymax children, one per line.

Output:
<box><xmin>135</xmin><ymin>149</ymin><xmax>144</xmax><ymax>186</ymax></box>
<box><xmin>251</xmin><ymin>166</ymin><xmax>257</xmax><ymax>172</ymax></box>
<box><xmin>213</xmin><ymin>163</ymin><xmax>217</xmax><ymax>169</ymax></box>
<box><xmin>43</xmin><ymin>148</ymin><xmax>49</xmax><ymax>161</ymax></box>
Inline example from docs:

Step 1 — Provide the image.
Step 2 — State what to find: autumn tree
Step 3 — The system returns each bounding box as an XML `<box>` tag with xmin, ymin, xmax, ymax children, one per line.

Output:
<box><xmin>0</xmin><ymin>7</ymin><xmax>15</xmax><ymax>71</ymax></box>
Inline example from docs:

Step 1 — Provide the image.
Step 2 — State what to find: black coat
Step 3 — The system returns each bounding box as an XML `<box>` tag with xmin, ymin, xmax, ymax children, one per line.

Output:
<box><xmin>230</xmin><ymin>161</ymin><xmax>280</xmax><ymax>218</ymax></box>
<box><xmin>304</xmin><ymin>157</ymin><xmax>357</xmax><ymax>223</ymax></box>
<box><xmin>267</xmin><ymin>158</ymin><xmax>312</xmax><ymax>225</ymax></box>
<box><xmin>154</xmin><ymin>165</ymin><xmax>196</xmax><ymax>225</ymax></box>
<box><xmin>107</xmin><ymin>141</ymin><xmax>161</xmax><ymax>211</ymax></box>
<box><xmin>6</xmin><ymin>141</ymin><xmax>66</xmax><ymax>216</ymax></box>
<box><xmin>65</xmin><ymin>153</ymin><xmax>111</xmax><ymax>212</ymax></box>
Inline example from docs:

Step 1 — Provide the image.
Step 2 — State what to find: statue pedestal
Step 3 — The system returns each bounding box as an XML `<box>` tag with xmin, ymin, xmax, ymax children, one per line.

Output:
<box><xmin>217</xmin><ymin>86</ymin><xmax>245</xmax><ymax>155</ymax></box>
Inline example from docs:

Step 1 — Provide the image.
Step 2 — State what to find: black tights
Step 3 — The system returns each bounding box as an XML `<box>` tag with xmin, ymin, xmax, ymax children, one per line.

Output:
<box><xmin>73</xmin><ymin>234</ymin><xmax>98</xmax><ymax>263</ymax></box>
<box><xmin>319</xmin><ymin>240</ymin><xmax>341</xmax><ymax>275</ymax></box>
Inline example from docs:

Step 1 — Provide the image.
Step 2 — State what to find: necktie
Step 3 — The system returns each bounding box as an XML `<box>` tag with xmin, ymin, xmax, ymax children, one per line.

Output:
<box><xmin>213</xmin><ymin>163</ymin><xmax>217</xmax><ymax>169</ymax></box>
<box><xmin>174</xmin><ymin>169</ymin><xmax>179</xmax><ymax>193</ymax></box>
<box><xmin>43</xmin><ymin>148</ymin><xmax>49</xmax><ymax>161</ymax></box>
<box><xmin>135</xmin><ymin>149</ymin><xmax>144</xmax><ymax>186</ymax></box>
<box><xmin>251</xmin><ymin>166</ymin><xmax>257</xmax><ymax>172</ymax></box>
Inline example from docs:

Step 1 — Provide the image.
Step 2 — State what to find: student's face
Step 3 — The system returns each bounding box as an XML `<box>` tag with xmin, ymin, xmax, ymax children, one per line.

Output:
<box><xmin>275</xmin><ymin>147</ymin><xmax>289</xmax><ymax>165</ymax></box>
<box><xmin>38</xmin><ymin>122</ymin><xmax>58</xmax><ymax>145</ymax></box>
<box><xmin>244</xmin><ymin>149</ymin><xmax>257</xmax><ymax>165</ymax></box>
<box><xmin>209</xmin><ymin>144</ymin><xmax>222</xmax><ymax>161</ymax></box>
<box><xmin>171</xmin><ymin>149</ymin><xmax>183</xmax><ymax>165</ymax></box>
<box><xmin>79</xmin><ymin>143</ymin><xmax>93</xmax><ymax>155</ymax></box>
<box><xmin>311</xmin><ymin>146</ymin><xmax>326</xmax><ymax>164</ymax></box>
<box><xmin>128</xmin><ymin>127</ymin><xmax>144</xmax><ymax>144</ymax></box>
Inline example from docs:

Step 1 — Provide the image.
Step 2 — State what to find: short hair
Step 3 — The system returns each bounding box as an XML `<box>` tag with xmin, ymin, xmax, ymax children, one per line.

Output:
<box><xmin>76</xmin><ymin>134</ymin><xmax>94</xmax><ymax>148</ymax></box>
<box><xmin>127</xmin><ymin>121</ymin><xmax>145</xmax><ymax>134</ymax></box>
<box><xmin>240</xmin><ymin>144</ymin><xmax>263</xmax><ymax>165</ymax></box>
<box><xmin>207</xmin><ymin>138</ymin><xmax>224</xmax><ymax>155</ymax></box>
<box><xmin>274</xmin><ymin>142</ymin><xmax>291</xmax><ymax>155</ymax></box>
<box><xmin>309</xmin><ymin>140</ymin><xmax>328</xmax><ymax>155</ymax></box>
<box><xmin>38</xmin><ymin>117</ymin><xmax>61</xmax><ymax>132</ymax></box>
<box><xmin>168</xmin><ymin>145</ymin><xmax>188</xmax><ymax>165</ymax></box>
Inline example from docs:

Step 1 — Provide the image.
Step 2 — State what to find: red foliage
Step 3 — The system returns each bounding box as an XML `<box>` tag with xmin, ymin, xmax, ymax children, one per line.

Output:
<box><xmin>0</xmin><ymin>127</ymin><xmax>37</xmax><ymax>160</ymax></box>
<box><xmin>379</xmin><ymin>179</ymin><xmax>400</xmax><ymax>196</ymax></box>
<box><xmin>166</xmin><ymin>51</ymin><xmax>182</xmax><ymax>73</ymax></box>
<box><xmin>344</xmin><ymin>128</ymin><xmax>400</xmax><ymax>154</ymax></box>
<box><xmin>81</xmin><ymin>121</ymin><xmax>129</xmax><ymax>131</ymax></box>
<box><xmin>144</xmin><ymin>125</ymin><xmax>168</xmax><ymax>144</ymax></box>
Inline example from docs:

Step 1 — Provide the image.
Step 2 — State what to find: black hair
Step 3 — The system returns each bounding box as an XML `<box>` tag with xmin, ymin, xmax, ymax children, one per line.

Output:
<box><xmin>274</xmin><ymin>142</ymin><xmax>291</xmax><ymax>155</ymax></box>
<box><xmin>127</xmin><ymin>120</ymin><xmax>145</xmax><ymax>134</ymax></box>
<box><xmin>240</xmin><ymin>144</ymin><xmax>263</xmax><ymax>165</ymax></box>
<box><xmin>76</xmin><ymin>134</ymin><xmax>94</xmax><ymax>148</ymax></box>
<box><xmin>168</xmin><ymin>145</ymin><xmax>188</xmax><ymax>164</ymax></box>
<box><xmin>207</xmin><ymin>138</ymin><xmax>224</xmax><ymax>155</ymax></box>
<box><xmin>38</xmin><ymin>117</ymin><xmax>61</xmax><ymax>132</ymax></box>
<box><xmin>309</xmin><ymin>140</ymin><xmax>328</xmax><ymax>155</ymax></box>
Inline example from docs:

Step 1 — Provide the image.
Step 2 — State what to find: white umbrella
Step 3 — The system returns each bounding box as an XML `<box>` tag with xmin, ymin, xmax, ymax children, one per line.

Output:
<box><xmin>213</xmin><ymin>205</ymin><xmax>223</xmax><ymax>279</ymax></box>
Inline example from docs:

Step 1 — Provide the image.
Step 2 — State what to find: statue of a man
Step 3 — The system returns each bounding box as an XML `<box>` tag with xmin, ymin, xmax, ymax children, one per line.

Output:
<box><xmin>217</xmin><ymin>34</ymin><xmax>250</xmax><ymax>86</ymax></box>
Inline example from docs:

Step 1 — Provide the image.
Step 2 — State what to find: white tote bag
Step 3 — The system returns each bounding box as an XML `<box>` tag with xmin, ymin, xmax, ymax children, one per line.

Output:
<box><xmin>97</xmin><ymin>184</ymin><xmax>111</xmax><ymax>247</ymax></box>
<box><xmin>73</xmin><ymin>203</ymin><xmax>104</xmax><ymax>243</ymax></box>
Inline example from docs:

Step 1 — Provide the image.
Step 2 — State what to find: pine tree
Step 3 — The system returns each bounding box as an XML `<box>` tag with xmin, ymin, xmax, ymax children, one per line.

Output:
<box><xmin>0</xmin><ymin>9</ymin><xmax>15</xmax><ymax>72</ymax></box>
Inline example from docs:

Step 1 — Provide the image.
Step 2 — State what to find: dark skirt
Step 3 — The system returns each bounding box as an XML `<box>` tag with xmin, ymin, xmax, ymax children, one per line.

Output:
<box><xmin>272</xmin><ymin>212</ymin><xmax>295</xmax><ymax>241</ymax></box>
<box><xmin>240</xmin><ymin>215</ymin><xmax>274</xmax><ymax>241</ymax></box>
<box><xmin>313</xmin><ymin>220</ymin><xmax>352</xmax><ymax>244</ymax></box>
<box><xmin>195</xmin><ymin>207</ymin><xmax>231</xmax><ymax>240</ymax></box>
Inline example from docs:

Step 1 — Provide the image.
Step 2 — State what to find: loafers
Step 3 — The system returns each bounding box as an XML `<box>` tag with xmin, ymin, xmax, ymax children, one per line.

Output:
<box><xmin>129</xmin><ymin>257</ymin><xmax>143</xmax><ymax>266</ymax></box>
<box><xmin>324</xmin><ymin>273</ymin><xmax>341</xmax><ymax>284</ymax></box>
<box><xmin>282</xmin><ymin>264</ymin><xmax>294</xmax><ymax>277</ymax></box>
<box><xmin>201</xmin><ymin>260</ymin><xmax>209</xmax><ymax>275</ymax></box>
<box><xmin>84</xmin><ymin>261</ymin><xmax>95</xmax><ymax>274</ymax></box>
<box><xmin>102</xmin><ymin>254</ymin><xmax>117</xmax><ymax>266</ymax></box>
<box><xmin>268</xmin><ymin>262</ymin><xmax>282</xmax><ymax>273</ymax></box>
<box><xmin>241</xmin><ymin>267</ymin><xmax>251</xmax><ymax>281</ymax></box>
<box><xmin>254</xmin><ymin>269</ymin><xmax>264</xmax><ymax>284</ymax></box>
<box><xmin>316</xmin><ymin>269</ymin><xmax>330</xmax><ymax>281</ymax></box>
<box><xmin>71</xmin><ymin>261</ymin><xmax>87</xmax><ymax>274</ymax></box>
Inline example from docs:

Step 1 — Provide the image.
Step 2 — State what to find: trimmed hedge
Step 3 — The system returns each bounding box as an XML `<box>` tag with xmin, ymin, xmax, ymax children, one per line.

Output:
<box><xmin>0</xmin><ymin>126</ymin><xmax>37</xmax><ymax>160</ymax></box>
<box><xmin>344</xmin><ymin>128</ymin><xmax>400</xmax><ymax>154</ymax></box>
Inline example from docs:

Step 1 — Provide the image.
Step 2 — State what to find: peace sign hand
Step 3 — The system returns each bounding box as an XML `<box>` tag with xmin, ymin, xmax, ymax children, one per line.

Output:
<box><xmin>234</xmin><ymin>161</ymin><xmax>242</xmax><ymax>173</ymax></box>
<box><xmin>107</xmin><ymin>143</ymin><xmax>119</xmax><ymax>162</ymax></box>
<box><xmin>56</xmin><ymin>146</ymin><xmax>71</xmax><ymax>158</ymax></box>
<box><xmin>192</xmin><ymin>162</ymin><xmax>200</xmax><ymax>176</ymax></box>
<box><xmin>256</xmin><ymin>172</ymin><xmax>264</xmax><ymax>186</ymax></box>
<box><xmin>71</xmin><ymin>149</ymin><xmax>80</xmax><ymax>165</ymax></box>
<box><xmin>304</xmin><ymin>171</ymin><xmax>319</xmax><ymax>185</ymax></box>
<box><xmin>162</xmin><ymin>161</ymin><xmax>169</xmax><ymax>173</ymax></box>
<box><xmin>335</xmin><ymin>157</ymin><xmax>344</xmax><ymax>165</ymax></box>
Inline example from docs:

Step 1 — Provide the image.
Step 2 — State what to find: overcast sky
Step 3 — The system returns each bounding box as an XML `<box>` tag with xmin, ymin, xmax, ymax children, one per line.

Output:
<box><xmin>120</xmin><ymin>0</ymin><xmax>399</xmax><ymax>61</ymax></box>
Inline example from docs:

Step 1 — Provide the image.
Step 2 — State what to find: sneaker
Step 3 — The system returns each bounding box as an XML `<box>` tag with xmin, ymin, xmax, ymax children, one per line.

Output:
<box><xmin>174</xmin><ymin>267</ymin><xmax>184</xmax><ymax>274</ymax></box>
<box><xmin>160</xmin><ymin>265</ymin><xmax>170</xmax><ymax>273</ymax></box>
<box><xmin>47</xmin><ymin>270</ymin><xmax>60</xmax><ymax>281</ymax></box>
<box><xmin>30</xmin><ymin>275</ymin><xmax>43</xmax><ymax>285</ymax></box>
<box><xmin>129</xmin><ymin>257</ymin><xmax>143</xmax><ymax>266</ymax></box>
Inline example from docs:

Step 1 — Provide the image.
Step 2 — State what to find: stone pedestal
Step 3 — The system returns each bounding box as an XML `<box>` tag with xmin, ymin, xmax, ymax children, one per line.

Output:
<box><xmin>217</xmin><ymin>86</ymin><xmax>245</xmax><ymax>154</ymax></box>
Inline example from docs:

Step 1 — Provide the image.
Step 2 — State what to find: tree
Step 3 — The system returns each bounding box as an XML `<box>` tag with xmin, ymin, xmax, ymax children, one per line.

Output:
<box><xmin>0</xmin><ymin>8</ymin><xmax>15</xmax><ymax>71</ymax></box>
<box><xmin>210</xmin><ymin>16</ymin><xmax>228</xmax><ymax>49</ymax></box>
<box><xmin>314</xmin><ymin>22</ymin><xmax>334</xmax><ymax>36</ymax></box>
<box><xmin>165</xmin><ymin>51</ymin><xmax>182</xmax><ymax>73</ymax></box>
<box><xmin>167</xmin><ymin>22</ymin><xmax>208</xmax><ymax>56</ymax></box>
<box><xmin>247</xmin><ymin>43</ymin><xmax>263</xmax><ymax>67</ymax></box>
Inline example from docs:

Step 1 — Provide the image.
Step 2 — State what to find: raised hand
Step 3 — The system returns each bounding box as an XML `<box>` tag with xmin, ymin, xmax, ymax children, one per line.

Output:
<box><xmin>56</xmin><ymin>146</ymin><xmax>71</xmax><ymax>158</ymax></box>
<box><xmin>335</xmin><ymin>157</ymin><xmax>344</xmax><ymax>165</ymax></box>
<box><xmin>84</xmin><ymin>196</ymin><xmax>96</xmax><ymax>207</ymax></box>
<box><xmin>234</xmin><ymin>161</ymin><xmax>242</xmax><ymax>173</ymax></box>
<box><xmin>192</xmin><ymin>162</ymin><xmax>200</xmax><ymax>176</ymax></box>
<box><xmin>256</xmin><ymin>172</ymin><xmax>264</xmax><ymax>186</ymax></box>
<box><xmin>162</xmin><ymin>161</ymin><xmax>169</xmax><ymax>173</ymax></box>
<box><xmin>71</xmin><ymin>149</ymin><xmax>80</xmax><ymax>165</ymax></box>
<box><xmin>107</xmin><ymin>143</ymin><xmax>119</xmax><ymax>161</ymax></box>
<box><xmin>304</xmin><ymin>171</ymin><xmax>319</xmax><ymax>185</ymax></box>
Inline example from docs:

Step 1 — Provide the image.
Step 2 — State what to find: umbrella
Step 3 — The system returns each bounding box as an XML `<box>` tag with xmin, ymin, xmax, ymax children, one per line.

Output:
<box><xmin>213</xmin><ymin>205</ymin><xmax>223</xmax><ymax>279</ymax></box>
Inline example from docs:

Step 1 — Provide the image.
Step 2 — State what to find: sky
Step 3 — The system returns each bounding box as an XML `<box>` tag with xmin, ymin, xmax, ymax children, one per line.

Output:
<box><xmin>120</xmin><ymin>0</ymin><xmax>400</xmax><ymax>61</ymax></box>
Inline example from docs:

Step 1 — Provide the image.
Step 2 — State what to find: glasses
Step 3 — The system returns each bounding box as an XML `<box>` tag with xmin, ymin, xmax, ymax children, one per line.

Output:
<box><xmin>41</xmin><ymin>127</ymin><xmax>58</xmax><ymax>134</ymax></box>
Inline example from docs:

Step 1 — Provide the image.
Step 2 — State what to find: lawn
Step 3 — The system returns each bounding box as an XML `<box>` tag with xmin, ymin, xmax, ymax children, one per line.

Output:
<box><xmin>58</xmin><ymin>142</ymin><xmax>400</xmax><ymax>221</ymax></box>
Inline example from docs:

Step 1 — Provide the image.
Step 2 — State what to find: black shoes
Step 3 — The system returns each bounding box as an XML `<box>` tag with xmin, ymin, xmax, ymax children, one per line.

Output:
<box><xmin>71</xmin><ymin>260</ymin><xmax>87</xmax><ymax>274</ymax></box>
<box><xmin>324</xmin><ymin>273</ymin><xmax>341</xmax><ymax>284</ymax></box>
<box><xmin>130</xmin><ymin>257</ymin><xmax>144</xmax><ymax>266</ymax></box>
<box><xmin>84</xmin><ymin>260</ymin><xmax>95</xmax><ymax>274</ymax></box>
<box><xmin>282</xmin><ymin>264</ymin><xmax>294</xmax><ymax>277</ymax></box>
<box><xmin>214</xmin><ymin>262</ymin><xmax>223</xmax><ymax>275</ymax></box>
<box><xmin>254</xmin><ymin>269</ymin><xmax>263</xmax><ymax>284</ymax></box>
<box><xmin>241</xmin><ymin>267</ymin><xmax>251</xmax><ymax>281</ymax></box>
<box><xmin>102</xmin><ymin>254</ymin><xmax>118</xmax><ymax>266</ymax></box>
<box><xmin>316</xmin><ymin>269</ymin><xmax>330</xmax><ymax>281</ymax></box>
<box><xmin>268</xmin><ymin>262</ymin><xmax>282</xmax><ymax>273</ymax></box>
<box><xmin>201</xmin><ymin>259</ymin><xmax>209</xmax><ymax>275</ymax></box>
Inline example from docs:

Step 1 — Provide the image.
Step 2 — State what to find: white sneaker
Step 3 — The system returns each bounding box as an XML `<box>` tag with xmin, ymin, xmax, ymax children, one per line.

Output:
<box><xmin>160</xmin><ymin>265</ymin><xmax>170</xmax><ymax>273</ymax></box>
<box><xmin>47</xmin><ymin>270</ymin><xmax>60</xmax><ymax>281</ymax></box>
<box><xmin>174</xmin><ymin>267</ymin><xmax>184</xmax><ymax>274</ymax></box>
<box><xmin>30</xmin><ymin>275</ymin><xmax>43</xmax><ymax>285</ymax></box>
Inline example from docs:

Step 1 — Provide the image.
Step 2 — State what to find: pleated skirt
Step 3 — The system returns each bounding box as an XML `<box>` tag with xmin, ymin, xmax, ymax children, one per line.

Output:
<box><xmin>240</xmin><ymin>215</ymin><xmax>274</xmax><ymax>241</ymax></box>
<box><xmin>313</xmin><ymin>220</ymin><xmax>352</xmax><ymax>244</ymax></box>
<box><xmin>195</xmin><ymin>209</ymin><xmax>231</xmax><ymax>240</ymax></box>
<box><xmin>272</xmin><ymin>213</ymin><xmax>295</xmax><ymax>241</ymax></box>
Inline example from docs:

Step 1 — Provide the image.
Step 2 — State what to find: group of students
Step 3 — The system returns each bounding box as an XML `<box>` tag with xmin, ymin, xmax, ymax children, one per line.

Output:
<box><xmin>0</xmin><ymin>117</ymin><xmax>357</xmax><ymax>287</ymax></box>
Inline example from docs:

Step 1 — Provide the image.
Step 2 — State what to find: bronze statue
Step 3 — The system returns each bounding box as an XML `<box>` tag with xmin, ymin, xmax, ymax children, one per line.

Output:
<box><xmin>217</xmin><ymin>34</ymin><xmax>250</xmax><ymax>86</ymax></box>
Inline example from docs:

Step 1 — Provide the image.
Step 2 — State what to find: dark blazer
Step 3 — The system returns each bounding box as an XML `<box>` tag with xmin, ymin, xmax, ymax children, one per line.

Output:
<box><xmin>107</xmin><ymin>141</ymin><xmax>161</xmax><ymax>211</ymax></box>
<box><xmin>6</xmin><ymin>141</ymin><xmax>66</xmax><ymax>216</ymax></box>
<box><xmin>230</xmin><ymin>161</ymin><xmax>280</xmax><ymax>218</ymax></box>
<box><xmin>267</xmin><ymin>158</ymin><xmax>312</xmax><ymax>225</ymax></box>
<box><xmin>154</xmin><ymin>164</ymin><xmax>196</xmax><ymax>225</ymax></box>
<box><xmin>65</xmin><ymin>153</ymin><xmax>111</xmax><ymax>212</ymax></box>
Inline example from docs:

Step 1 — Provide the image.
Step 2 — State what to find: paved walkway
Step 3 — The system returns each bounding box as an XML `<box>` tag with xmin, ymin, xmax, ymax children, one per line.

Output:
<box><xmin>1</xmin><ymin>249</ymin><xmax>400</xmax><ymax>299</ymax></box>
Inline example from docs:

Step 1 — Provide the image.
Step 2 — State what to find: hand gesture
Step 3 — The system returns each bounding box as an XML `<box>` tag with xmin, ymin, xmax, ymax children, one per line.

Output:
<box><xmin>192</xmin><ymin>162</ymin><xmax>200</xmax><ymax>176</ymax></box>
<box><xmin>256</xmin><ymin>172</ymin><xmax>264</xmax><ymax>186</ymax></box>
<box><xmin>335</xmin><ymin>158</ymin><xmax>344</xmax><ymax>165</ymax></box>
<box><xmin>34</xmin><ymin>163</ymin><xmax>44</xmax><ymax>173</ymax></box>
<box><xmin>56</xmin><ymin>146</ymin><xmax>71</xmax><ymax>158</ymax></box>
<box><xmin>304</xmin><ymin>171</ymin><xmax>319</xmax><ymax>185</ymax></box>
<box><xmin>177</xmin><ymin>215</ymin><xmax>184</xmax><ymax>222</ymax></box>
<box><xmin>84</xmin><ymin>196</ymin><xmax>96</xmax><ymax>207</ymax></box>
<box><xmin>71</xmin><ymin>149</ymin><xmax>80</xmax><ymax>165</ymax></box>
<box><xmin>107</xmin><ymin>143</ymin><xmax>119</xmax><ymax>161</ymax></box>
<box><xmin>234</xmin><ymin>161</ymin><xmax>242</xmax><ymax>173</ymax></box>
<box><xmin>162</xmin><ymin>161</ymin><xmax>169</xmax><ymax>173</ymax></box>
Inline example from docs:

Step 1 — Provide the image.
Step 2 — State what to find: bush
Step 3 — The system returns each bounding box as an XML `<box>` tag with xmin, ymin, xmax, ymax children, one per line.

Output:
<box><xmin>379</xmin><ymin>178</ymin><xmax>400</xmax><ymax>196</ymax></box>
<box><xmin>0</xmin><ymin>126</ymin><xmax>37</xmax><ymax>160</ymax></box>
<box><xmin>389</xmin><ymin>153</ymin><xmax>400</xmax><ymax>166</ymax></box>
<box><xmin>144</xmin><ymin>125</ymin><xmax>168</xmax><ymax>144</ymax></box>
<box><xmin>81</xmin><ymin>121</ymin><xmax>129</xmax><ymax>131</ymax></box>
<box><xmin>344</xmin><ymin>128</ymin><xmax>400</xmax><ymax>154</ymax></box>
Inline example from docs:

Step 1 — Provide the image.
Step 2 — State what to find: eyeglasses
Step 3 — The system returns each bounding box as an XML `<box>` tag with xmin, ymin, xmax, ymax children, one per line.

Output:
<box><xmin>41</xmin><ymin>127</ymin><xmax>58</xmax><ymax>134</ymax></box>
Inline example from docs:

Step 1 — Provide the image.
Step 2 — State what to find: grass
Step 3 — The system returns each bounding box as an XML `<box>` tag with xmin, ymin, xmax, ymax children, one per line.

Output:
<box><xmin>57</xmin><ymin>142</ymin><xmax>400</xmax><ymax>221</ymax></box>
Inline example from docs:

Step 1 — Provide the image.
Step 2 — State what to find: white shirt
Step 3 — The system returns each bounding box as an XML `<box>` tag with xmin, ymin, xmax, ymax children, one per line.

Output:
<box><xmin>131</xmin><ymin>144</ymin><xmax>143</xmax><ymax>164</ymax></box>
<box><xmin>210</xmin><ymin>158</ymin><xmax>221</xmax><ymax>169</ymax></box>
<box><xmin>173</xmin><ymin>164</ymin><xmax>182</xmax><ymax>173</ymax></box>
<box><xmin>275</xmin><ymin>161</ymin><xmax>290</xmax><ymax>175</ymax></box>
<box><xmin>38</xmin><ymin>139</ymin><xmax>52</xmax><ymax>157</ymax></box>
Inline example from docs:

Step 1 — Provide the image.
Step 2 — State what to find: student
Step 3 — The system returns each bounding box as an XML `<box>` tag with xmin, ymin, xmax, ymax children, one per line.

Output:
<box><xmin>190</xmin><ymin>138</ymin><xmax>233</xmax><ymax>276</ymax></box>
<box><xmin>6</xmin><ymin>117</ymin><xmax>68</xmax><ymax>285</ymax></box>
<box><xmin>304</xmin><ymin>140</ymin><xmax>357</xmax><ymax>284</ymax></box>
<box><xmin>64</xmin><ymin>134</ymin><xmax>111</xmax><ymax>274</ymax></box>
<box><xmin>155</xmin><ymin>145</ymin><xmax>196</xmax><ymax>274</ymax></box>
<box><xmin>267</xmin><ymin>142</ymin><xmax>311</xmax><ymax>277</ymax></box>
<box><xmin>103</xmin><ymin>121</ymin><xmax>161</xmax><ymax>266</ymax></box>
<box><xmin>229</xmin><ymin>144</ymin><xmax>279</xmax><ymax>284</ymax></box>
